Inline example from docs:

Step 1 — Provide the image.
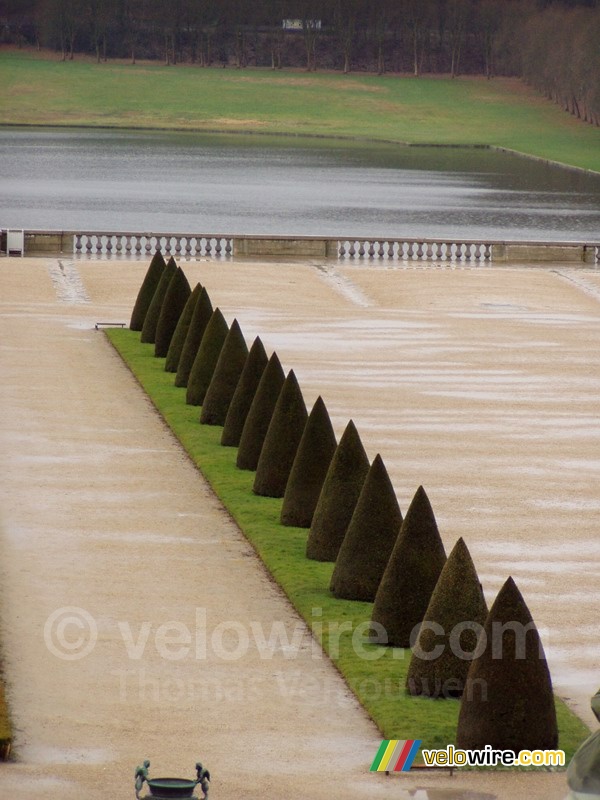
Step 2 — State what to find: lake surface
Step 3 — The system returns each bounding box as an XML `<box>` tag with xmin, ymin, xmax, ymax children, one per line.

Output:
<box><xmin>1</xmin><ymin>128</ymin><xmax>599</xmax><ymax>241</ymax></box>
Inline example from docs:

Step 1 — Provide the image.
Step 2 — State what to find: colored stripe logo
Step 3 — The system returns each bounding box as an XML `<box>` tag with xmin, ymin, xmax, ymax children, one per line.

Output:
<box><xmin>370</xmin><ymin>739</ymin><xmax>422</xmax><ymax>772</ymax></box>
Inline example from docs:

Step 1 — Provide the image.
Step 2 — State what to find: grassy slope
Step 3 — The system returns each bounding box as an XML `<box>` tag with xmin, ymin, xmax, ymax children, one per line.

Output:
<box><xmin>107</xmin><ymin>328</ymin><xmax>590</xmax><ymax>763</ymax></box>
<box><xmin>1</xmin><ymin>49</ymin><xmax>599</xmax><ymax>172</ymax></box>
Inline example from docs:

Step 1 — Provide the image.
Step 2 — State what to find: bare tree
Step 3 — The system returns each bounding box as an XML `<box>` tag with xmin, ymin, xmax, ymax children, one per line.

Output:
<box><xmin>447</xmin><ymin>0</ymin><xmax>469</xmax><ymax>77</ymax></box>
<box><xmin>333</xmin><ymin>0</ymin><xmax>364</xmax><ymax>74</ymax></box>
<box><xmin>368</xmin><ymin>0</ymin><xmax>389</xmax><ymax>75</ymax></box>
<box><xmin>87</xmin><ymin>0</ymin><xmax>116</xmax><ymax>62</ymax></box>
<box><xmin>122</xmin><ymin>0</ymin><xmax>146</xmax><ymax>64</ymax></box>
<box><xmin>262</xmin><ymin>0</ymin><xmax>288</xmax><ymax>69</ymax></box>
<box><xmin>404</xmin><ymin>0</ymin><xmax>434</xmax><ymax>76</ymax></box>
<box><xmin>298</xmin><ymin>0</ymin><xmax>322</xmax><ymax>71</ymax></box>
<box><xmin>478</xmin><ymin>0</ymin><xmax>503</xmax><ymax>78</ymax></box>
<box><xmin>40</xmin><ymin>0</ymin><xmax>81</xmax><ymax>59</ymax></box>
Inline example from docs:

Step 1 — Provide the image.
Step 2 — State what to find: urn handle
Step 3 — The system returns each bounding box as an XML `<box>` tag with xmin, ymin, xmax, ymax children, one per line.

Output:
<box><xmin>134</xmin><ymin>760</ymin><xmax>150</xmax><ymax>799</ymax></box>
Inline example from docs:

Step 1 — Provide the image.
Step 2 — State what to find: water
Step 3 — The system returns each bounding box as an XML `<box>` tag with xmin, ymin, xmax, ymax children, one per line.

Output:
<box><xmin>1</xmin><ymin>127</ymin><xmax>599</xmax><ymax>241</ymax></box>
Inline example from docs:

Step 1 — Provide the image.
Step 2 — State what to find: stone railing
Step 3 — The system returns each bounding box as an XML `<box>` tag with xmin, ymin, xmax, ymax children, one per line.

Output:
<box><xmin>3</xmin><ymin>229</ymin><xmax>599</xmax><ymax>266</ymax></box>
<box><xmin>337</xmin><ymin>239</ymin><xmax>493</xmax><ymax>262</ymax></box>
<box><xmin>73</xmin><ymin>232</ymin><xmax>233</xmax><ymax>258</ymax></box>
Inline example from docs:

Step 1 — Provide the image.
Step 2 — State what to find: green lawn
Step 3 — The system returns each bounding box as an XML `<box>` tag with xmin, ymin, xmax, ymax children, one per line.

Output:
<box><xmin>1</xmin><ymin>48</ymin><xmax>599</xmax><ymax>172</ymax></box>
<box><xmin>106</xmin><ymin>327</ymin><xmax>590</xmax><ymax>763</ymax></box>
<box><xmin>0</xmin><ymin>664</ymin><xmax>11</xmax><ymax>759</ymax></box>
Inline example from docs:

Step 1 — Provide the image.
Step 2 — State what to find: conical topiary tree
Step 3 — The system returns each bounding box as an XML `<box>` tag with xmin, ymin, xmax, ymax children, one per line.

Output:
<box><xmin>280</xmin><ymin>396</ymin><xmax>337</xmax><ymax>528</ymax></box>
<box><xmin>221</xmin><ymin>336</ymin><xmax>268</xmax><ymax>447</ymax></box>
<box><xmin>236</xmin><ymin>352</ymin><xmax>285</xmax><ymax>471</ymax></box>
<box><xmin>155</xmin><ymin>266</ymin><xmax>191</xmax><ymax>358</ymax></box>
<box><xmin>306</xmin><ymin>420</ymin><xmax>370</xmax><ymax>562</ymax></box>
<box><xmin>200</xmin><ymin>319</ymin><xmax>249</xmax><ymax>425</ymax></box>
<box><xmin>371</xmin><ymin>485</ymin><xmax>447</xmax><ymax>647</ymax></box>
<box><xmin>140</xmin><ymin>256</ymin><xmax>177</xmax><ymax>344</ymax></box>
<box><xmin>165</xmin><ymin>282</ymin><xmax>202</xmax><ymax>373</ymax></box>
<box><xmin>330</xmin><ymin>454</ymin><xmax>402</xmax><ymax>602</ymax></box>
<box><xmin>130</xmin><ymin>250</ymin><xmax>166</xmax><ymax>331</ymax></box>
<box><xmin>456</xmin><ymin>576</ymin><xmax>558</xmax><ymax>753</ymax></box>
<box><xmin>406</xmin><ymin>537</ymin><xmax>488</xmax><ymax>698</ymax></box>
<box><xmin>186</xmin><ymin>308</ymin><xmax>229</xmax><ymax>406</ymax></box>
<box><xmin>175</xmin><ymin>287</ymin><xmax>213</xmax><ymax>388</ymax></box>
<box><xmin>253</xmin><ymin>370</ymin><xmax>308</xmax><ymax>498</ymax></box>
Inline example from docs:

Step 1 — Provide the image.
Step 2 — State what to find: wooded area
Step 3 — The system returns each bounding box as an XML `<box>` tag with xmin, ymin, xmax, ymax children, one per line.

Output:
<box><xmin>2</xmin><ymin>0</ymin><xmax>599</xmax><ymax>125</ymax></box>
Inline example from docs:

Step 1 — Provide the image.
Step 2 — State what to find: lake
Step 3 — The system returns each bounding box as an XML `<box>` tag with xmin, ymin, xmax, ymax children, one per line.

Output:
<box><xmin>1</xmin><ymin>128</ymin><xmax>599</xmax><ymax>242</ymax></box>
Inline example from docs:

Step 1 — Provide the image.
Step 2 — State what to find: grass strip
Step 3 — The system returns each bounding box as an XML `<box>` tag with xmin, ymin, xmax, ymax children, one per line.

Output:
<box><xmin>107</xmin><ymin>328</ymin><xmax>590</xmax><ymax>762</ymax></box>
<box><xmin>0</xmin><ymin>706</ymin><xmax>10</xmax><ymax>759</ymax></box>
<box><xmin>1</xmin><ymin>49</ymin><xmax>600</xmax><ymax>173</ymax></box>
<box><xmin>0</xmin><ymin>664</ymin><xmax>12</xmax><ymax>759</ymax></box>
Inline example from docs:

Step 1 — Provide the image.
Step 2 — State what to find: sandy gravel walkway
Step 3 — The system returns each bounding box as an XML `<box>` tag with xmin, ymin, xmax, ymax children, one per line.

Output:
<box><xmin>0</xmin><ymin>255</ymin><xmax>596</xmax><ymax>800</ymax></box>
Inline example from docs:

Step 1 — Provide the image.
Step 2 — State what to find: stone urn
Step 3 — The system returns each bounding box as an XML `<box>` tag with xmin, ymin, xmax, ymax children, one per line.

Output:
<box><xmin>135</xmin><ymin>760</ymin><xmax>210</xmax><ymax>800</ymax></box>
<box><xmin>566</xmin><ymin>690</ymin><xmax>600</xmax><ymax>799</ymax></box>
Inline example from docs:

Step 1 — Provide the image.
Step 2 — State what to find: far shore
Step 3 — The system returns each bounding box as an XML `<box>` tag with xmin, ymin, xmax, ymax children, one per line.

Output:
<box><xmin>2</xmin><ymin>47</ymin><xmax>599</xmax><ymax>173</ymax></box>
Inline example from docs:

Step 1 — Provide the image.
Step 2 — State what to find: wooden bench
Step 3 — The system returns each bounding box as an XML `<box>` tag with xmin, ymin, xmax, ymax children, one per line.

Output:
<box><xmin>384</xmin><ymin>765</ymin><xmax>455</xmax><ymax>776</ymax></box>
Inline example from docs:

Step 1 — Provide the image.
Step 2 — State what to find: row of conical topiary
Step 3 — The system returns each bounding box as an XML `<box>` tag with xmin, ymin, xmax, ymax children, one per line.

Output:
<box><xmin>129</xmin><ymin>252</ymin><xmax>559</xmax><ymax>754</ymax></box>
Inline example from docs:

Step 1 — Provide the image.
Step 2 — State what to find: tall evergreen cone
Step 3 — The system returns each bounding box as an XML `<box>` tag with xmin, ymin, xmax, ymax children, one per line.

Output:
<box><xmin>456</xmin><ymin>576</ymin><xmax>558</xmax><ymax>753</ymax></box>
<box><xmin>221</xmin><ymin>336</ymin><xmax>268</xmax><ymax>447</ymax></box>
<box><xmin>175</xmin><ymin>287</ymin><xmax>213</xmax><ymax>388</ymax></box>
<box><xmin>165</xmin><ymin>282</ymin><xmax>202</xmax><ymax>373</ymax></box>
<box><xmin>253</xmin><ymin>370</ymin><xmax>308</xmax><ymax>498</ymax></box>
<box><xmin>129</xmin><ymin>250</ymin><xmax>166</xmax><ymax>331</ymax></box>
<box><xmin>330</xmin><ymin>454</ymin><xmax>402</xmax><ymax>602</ymax></box>
<box><xmin>406</xmin><ymin>537</ymin><xmax>488</xmax><ymax>698</ymax></box>
<box><xmin>186</xmin><ymin>308</ymin><xmax>229</xmax><ymax>406</ymax></box>
<box><xmin>372</xmin><ymin>485</ymin><xmax>447</xmax><ymax>647</ymax></box>
<box><xmin>236</xmin><ymin>352</ymin><xmax>285</xmax><ymax>471</ymax></box>
<box><xmin>155</xmin><ymin>266</ymin><xmax>191</xmax><ymax>358</ymax></box>
<box><xmin>280</xmin><ymin>396</ymin><xmax>337</xmax><ymax>528</ymax></box>
<box><xmin>140</xmin><ymin>256</ymin><xmax>177</xmax><ymax>344</ymax></box>
<box><xmin>200</xmin><ymin>319</ymin><xmax>249</xmax><ymax>425</ymax></box>
<box><xmin>306</xmin><ymin>420</ymin><xmax>370</xmax><ymax>562</ymax></box>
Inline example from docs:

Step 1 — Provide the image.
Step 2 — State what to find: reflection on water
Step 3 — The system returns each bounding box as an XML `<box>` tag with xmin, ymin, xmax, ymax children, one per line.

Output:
<box><xmin>1</xmin><ymin>128</ymin><xmax>599</xmax><ymax>241</ymax></box>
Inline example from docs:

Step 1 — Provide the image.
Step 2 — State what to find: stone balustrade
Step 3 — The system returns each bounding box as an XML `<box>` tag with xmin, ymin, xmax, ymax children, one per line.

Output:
<box><xmin>73</xmin><ymin>233</ymin><xmax>233</xmax><ymax>258</ymax></box>
<box><xmin>337</xmin><ymin>239</ymin><xmax>493</xmax><ymax>262</ymax></box>
<box><xmin>3</xmin><ymin>230</ymin><xmax>598</xmax><ymax>266</ymax></box>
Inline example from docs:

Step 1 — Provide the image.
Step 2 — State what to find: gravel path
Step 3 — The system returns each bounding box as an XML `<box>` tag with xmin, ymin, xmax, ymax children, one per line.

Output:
<box><xmin>0</xmin><ymin>256</ymin><xmax>594</xmax><ymax>800</ymax></box>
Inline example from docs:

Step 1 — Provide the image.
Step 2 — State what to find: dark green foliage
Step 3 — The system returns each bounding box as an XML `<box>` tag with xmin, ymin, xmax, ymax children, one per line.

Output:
<box><xmin>200</xmin><ymin>319</ymin><xmax>249</xmax><ymax>425</ymax></box>
<box><xmin>165</xmin><ymin>282</ymin><xmax>202</xmax><ymax>373</ymax></box>
<box><xmin>330</xmin><ymin>454</ymin><xmax>402</xmax><ymax>602</ymax></box>
<box><xmin>406</xmin><ymin>537</ymin><xmax>488</xmax><ymax>698</ymax></box>
<box><xmin>140</xmin><ymin>256</ymin><xmax>177</xmax><ymax>344</ymax></box>
<box><xmin>175</xmin><ymin>287</ymin><xmax>213</xmax><ymax>388</ymax></box>
<box><xmin>154</xmin><ymin>266</ymin><xmax>191</xmax><ymax>358</ymax></box>
<box><xmin>371</xmin><ymin>485</ymin><xmax>447</xmax><ymax>647</ymax></box>
<box><xmin>221</xmin><ymin>336</ymin><xmax>268</xmax><ymax>447</ymax></box>
<box><xmin>129</xmin><ymin>250</ymin><xmax>166</xmax><ymax>331</ymax></box>
<box><xmin>185</xmin><ymin>308</ymin><xmax>229</xmax><ymax>406</ymax></box>
<box><xmin>236</xmin><ymin>352</ymin><xmax>285</xmax><ymax>471</ymax></box>
<box><xmin>306</xmin><ymin>420</ymin><xmax>370</xmax><ymax>562</ymax></box>
<box><xmin>306</xmin><ymin>420</ymin><xmax>369</xmax><ymax>561</ymax></box>
<box><xmin>280</xmin><ymin>395</ymin><xmax>337</xmax><ymax>528</ymax></box>
<box><xmin>456</xmin><ymin>576</ymin><xmax>558</xmax><ymax>754</ymax></box>
<box><xmin>253</xmin><ymin>370</ymin><xmax>308</xmax><ymax>498</ymax></box>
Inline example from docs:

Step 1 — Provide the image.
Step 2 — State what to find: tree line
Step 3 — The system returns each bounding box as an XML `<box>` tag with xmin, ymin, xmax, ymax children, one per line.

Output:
<box><xmin>2</xmin><ymin>0</ymin><xmax>599</xmax><ymax>124</ymax></box>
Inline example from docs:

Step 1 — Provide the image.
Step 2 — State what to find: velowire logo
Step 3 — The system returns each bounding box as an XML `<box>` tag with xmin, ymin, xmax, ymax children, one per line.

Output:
<box><xmin>370</xmin><ymin>739</ymin><xmax>422</xmax><ymax>772</ymax></box>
